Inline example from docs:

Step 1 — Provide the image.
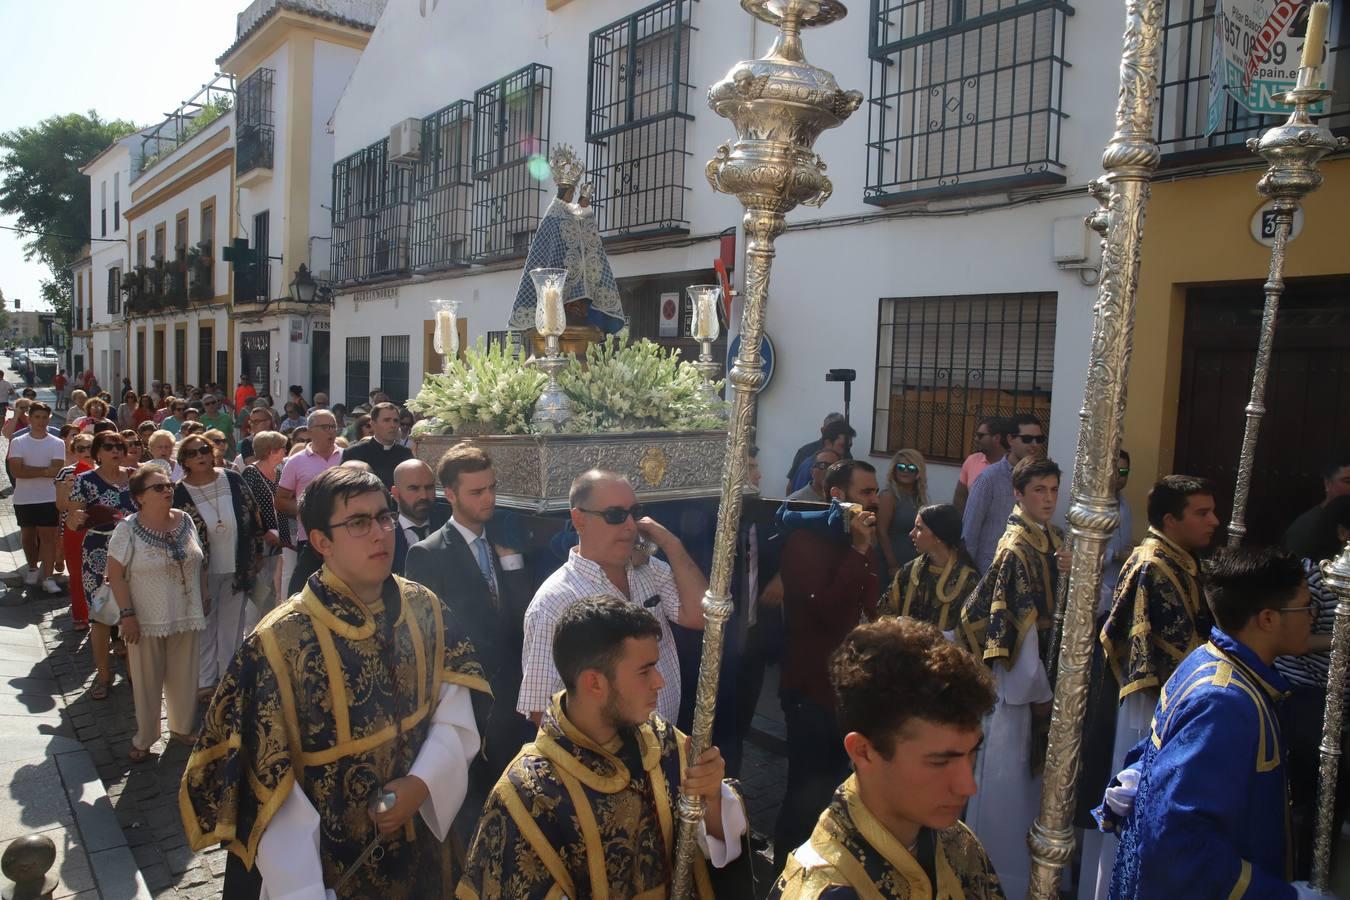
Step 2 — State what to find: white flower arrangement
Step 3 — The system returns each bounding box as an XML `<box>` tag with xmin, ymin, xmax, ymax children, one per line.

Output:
<box><xmin>408</xmin><ymin>336</ymin><xmax>726</xmax><ymax>435</ymax></box>
<box><xmin>559</xmin><ymin>336</ymin><xmax>727</xmax><ymax>432</ymax></box>
<box><xmin>406</xmin><ymin>339</ymin><xmax>546</xmax><ymax>435</ymax></box>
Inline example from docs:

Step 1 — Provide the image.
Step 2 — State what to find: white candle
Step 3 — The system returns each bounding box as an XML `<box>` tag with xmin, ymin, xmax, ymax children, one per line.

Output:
<box><xmin>1302</xmin><ymin>2</ymin><xmax>1329</xmax><ymax>70</ymax></box>
<box><xmin>689</xmin><ymin>286</ymin><xmax>721</xmax><ymax>342</ymax></box>
<box><xmin>537</xmin><ymin>283</ymin><xmax>564</xmax><ymax>335</ymax></box>
<box><xmin>436</xmin><ymin>308</ymin><xmax>457</xmax><ymax>357</ymax></box>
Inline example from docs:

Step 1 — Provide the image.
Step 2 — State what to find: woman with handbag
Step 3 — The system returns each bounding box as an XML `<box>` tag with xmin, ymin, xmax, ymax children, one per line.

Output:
<box><xmin>67</xmin><ymin>431</ymin><xmax>139</xmax><ymax>699</ymax></box>
<box><xmin>172</xmin><ymin>433</ymin><xmax>261</xmax><ymax>702</ymax></box>
<box><xmin>106</xmin><ymin>466</ymin><xmax>206</xmax><ymax>763</ymax></box>
<box><xmin>239</xmin><ymin>430</ymin><xmax>289</xmax><ymax>614</ymax></box>
<box><xmin>54</xmin><ymin>432</ymin><xmax>94</xmax><ymax>629</ymax></box>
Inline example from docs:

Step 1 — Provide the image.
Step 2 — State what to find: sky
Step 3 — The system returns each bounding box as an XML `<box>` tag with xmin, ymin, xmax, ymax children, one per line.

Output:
<box><xmin>0</xmin><ymin>0</ymin><xmax>242</xmax><ymax>311</ymax></box>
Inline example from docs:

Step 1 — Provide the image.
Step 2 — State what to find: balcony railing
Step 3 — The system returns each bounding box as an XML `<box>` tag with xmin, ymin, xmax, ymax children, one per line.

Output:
<box><xmin>331</xmin><ymin>138</ymin><xmax>412</xmax><ymax>284</ymax></box>
<box><xmin>133</xmin><ymin>74</ymin><xmax>235</xmax><ymax>181</ymax></box>
<box><xmin>238</xmin><ymin>125</ymin><xmax>275</xmax><ymax>175</ymax></box>
<box><xmin>237</xmin><ymin>67</ymin><xmax>275</xmax><ymax>175</ymax></box>
<box><xmin>472</xmin><ymin>64</ymin><xmax>552</xmax><ymax>262</ymax></box>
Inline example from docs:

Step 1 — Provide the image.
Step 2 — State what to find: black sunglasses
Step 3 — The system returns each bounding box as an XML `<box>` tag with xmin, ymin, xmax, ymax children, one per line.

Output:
<box><xmin>1014</xmin><ymin>434</ymin><xmax>1048</xmax><ymax>444</ymax></box>
<box><xmin>577</xmin><ymin>504</ymin><xmax>645</xmax><ymax>525</ymax></box>
<box><xmin>894</xmin><ymin>463</ymin><xmax>919</xmax><ymax>474</ymax></box>
<box><xmin>142</xmin><ymin>483</ymin><xmax>174</xmax><ymax>495</ymax></box>
<box><xmin>182</xmin><ymin>445</ymin><xmax>214</xmax><ymax>459</ymax></box>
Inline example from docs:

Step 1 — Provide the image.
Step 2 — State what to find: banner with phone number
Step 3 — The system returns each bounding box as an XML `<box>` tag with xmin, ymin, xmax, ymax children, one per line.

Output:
<box><xmin>1207</xmin><ymin>0</ymin><xmax>1329</xmax><ymax>135</ymax></box>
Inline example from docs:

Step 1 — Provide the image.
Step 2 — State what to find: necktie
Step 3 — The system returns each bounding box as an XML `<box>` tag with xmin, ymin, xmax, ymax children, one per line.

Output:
<box><xmin>473</xmin><ymin>536</ymin><xmax>497</xmax><ymax>596</ymax></box>
<box><xmin>411</xmin><ymin>524</ymin><xmax>429</xmax><ymax>541</ymax></box>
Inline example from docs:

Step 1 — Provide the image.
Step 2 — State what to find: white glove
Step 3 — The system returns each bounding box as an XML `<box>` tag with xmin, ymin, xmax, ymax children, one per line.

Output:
<box><xmin>1292</xmin><ymin>881</ymin><xmax>1335</xmax><ymax>899</ymax></box>
<box><xmin>1104</xmin><ymin>767</ymin><xmax>1140</xmax><ymax>817</ymax></box>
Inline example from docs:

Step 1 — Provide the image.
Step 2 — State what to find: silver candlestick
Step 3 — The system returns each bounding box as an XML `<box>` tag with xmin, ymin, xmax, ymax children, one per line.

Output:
<box><xmin>528</xmin><ymin>267</ymin><xmax>572</xmax><ymax>432</ymax></box>
<box><xmin>687</xmin><ymin>284</ymin><xmax>725</xmax><ymax>416</ymax></box>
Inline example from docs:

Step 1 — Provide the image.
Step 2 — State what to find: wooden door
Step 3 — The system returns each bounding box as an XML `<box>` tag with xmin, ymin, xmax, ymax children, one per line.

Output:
<box><xmin>1175</xmin><ymin>279</ymin><xmax>1350</xmax><ymax>545</ymax></box>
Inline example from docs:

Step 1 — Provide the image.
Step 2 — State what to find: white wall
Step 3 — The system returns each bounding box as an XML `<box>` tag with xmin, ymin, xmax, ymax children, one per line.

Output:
<box><xmin>328</xmin><ymin>0</ymin><xmax>1134</xmax><ymax>497</ymax></box>
<box><xmin>310</xmin><ymin>40</ymin><xmax>362</xmax><ymax>279</ymax></box>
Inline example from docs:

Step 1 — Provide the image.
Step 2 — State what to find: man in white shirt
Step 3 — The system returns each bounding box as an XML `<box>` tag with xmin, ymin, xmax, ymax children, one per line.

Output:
<box><xmin>519</xmin><ymin>469</ymin><xmax>709</xmax><ymax>726</ymax></box>
<box><xmin>7</xmin><ymin>403</ymin><xmax>66</xmax><ymax>593</ymax></box>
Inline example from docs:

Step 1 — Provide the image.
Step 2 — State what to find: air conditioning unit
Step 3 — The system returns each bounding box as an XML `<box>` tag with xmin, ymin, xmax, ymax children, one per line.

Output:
<box><xmin>389</xmin><ymin>118</ymin><xmax>422</xmax><ymax>165</ymax></box>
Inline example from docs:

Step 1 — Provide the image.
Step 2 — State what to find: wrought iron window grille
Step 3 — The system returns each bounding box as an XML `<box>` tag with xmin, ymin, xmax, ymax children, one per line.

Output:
<box><xmin>471</xmin><ymin>63</ymin><xmax>553</xmax><ymax>262</ymax></box>
<box><xmin>585</xmin><ymin>0</ymin><xmax>696</xmax><ymax>239</ymax></box>
<box><xmin>866</xmin><ymin>0</ymin><xmax>1072</xmax><ymax>203</ymax></box>
<box><xmin>237</xmin><ymin>68</ymin><xmax>275</xmax><ymax>175</ymax></box>
<box><xmin>872</xmin><ymin>292</ymin><xmax>1057</xmax><ymax>463</ymax></box>
<box><xmin>380</xmin><ymin>334</ymin><xmax>411</xmax><ymax>404</ymax></box>
<box><xmin>412</xmin><ymin>99</ymin><xmax>475</xmax><ymax>271</ymax></box>
<box><xmin>345</xmin><ymin>336</ymin><xmax>371</xmax><ymax>409</ymax></box>
<box><xmin>1155</xmin><ymin>0</ymin><xmax>1349</xmax><ymax>163</ymax></box>
<box><xmin>331</xmin><ymin>138</ymin><xmax>413</xmax><ymax>284</ymax></box>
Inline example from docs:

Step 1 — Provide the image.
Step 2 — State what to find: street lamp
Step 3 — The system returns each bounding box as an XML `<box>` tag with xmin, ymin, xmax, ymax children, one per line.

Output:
<box><xmin>289</xmin><ymin>264</ymin><xmax>318</xmax><ymax>304</ymax></box>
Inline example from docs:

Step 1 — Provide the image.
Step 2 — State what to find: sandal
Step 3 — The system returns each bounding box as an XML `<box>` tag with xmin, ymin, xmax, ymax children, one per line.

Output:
<box><xmin>90</xmin><ymin>678</ymin><xmax>110</xmax><ymax>701</ymax></box>
<box><xmin>170</xmin><ymin>731</ymin><xmax>197</xmax><ymax>747</ymax></box>
<box><xmin>196</xmin><ymin>686</ymin><xmax>216</xmax><ymax>704</ymax></box>
<box><xmin>128</xmin><ymin>746</ymin><xmax>151</xmax><ymax>763</ymax></box>
<box><xmin>72</xmin><ymin>620</ymin><xmax>89</xmax><ymax>632</ymax></box>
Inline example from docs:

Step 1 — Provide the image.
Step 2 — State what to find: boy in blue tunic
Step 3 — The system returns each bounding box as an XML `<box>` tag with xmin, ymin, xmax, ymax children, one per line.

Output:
<box><xmin>1096</xmin><ymin>547</ymin><xmax>1330</xmax><ymax>899</ymax></box>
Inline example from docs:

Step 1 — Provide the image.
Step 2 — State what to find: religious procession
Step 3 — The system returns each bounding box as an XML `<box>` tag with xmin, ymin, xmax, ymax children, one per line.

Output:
<box><xmin>3</xmin><ymin>0</ymin><xmax>1350</xmax><ymax>899</ymax></box>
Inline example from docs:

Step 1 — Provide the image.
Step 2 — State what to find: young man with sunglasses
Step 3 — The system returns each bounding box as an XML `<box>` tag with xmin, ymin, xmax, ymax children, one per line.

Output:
<box><xmin>962</xmin><ymin>412</ymin><xmax>1048</xmax><ymax>572</ymax></box>
<box><xmin>182</xmin><ymin>466</ymin><xmax>490</xmax><ymax>899</ymax></box>
<box><xmin>519</xmin><ymin>469</ymin><xmax>709</xmax><ymax>727</ymax></box>
<box><xmin>954</xmin><ymin>416</ymin><xmax>1007</xmax><ymax>514</ymax></box>
<box><xmin>787</xmin><ymin>447</ymin><xmax>841</xmax><ymax>502</ymax></box>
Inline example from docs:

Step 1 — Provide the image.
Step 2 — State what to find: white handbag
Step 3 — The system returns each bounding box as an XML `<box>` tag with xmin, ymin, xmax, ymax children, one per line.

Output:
<box><xmin>88</xmin><ymin>530</ymin><xmax>135</xmax><ymax>627</ymax></box>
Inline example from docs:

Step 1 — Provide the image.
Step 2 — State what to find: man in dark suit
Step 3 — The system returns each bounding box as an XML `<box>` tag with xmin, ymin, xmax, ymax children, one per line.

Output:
<box><xmin>341</xmin><ymin>401</ymin><xmax>413</xmax><ymax>488</ymax></box>
<box><xmin>404</xmin><ymin>442</ymin><xmax>535</xmax><ymax>838</ymax></box>
<box><xmin>390</xmin><ymin>459</ymin><xmax>448</xmax><ymax>576</ymax></box>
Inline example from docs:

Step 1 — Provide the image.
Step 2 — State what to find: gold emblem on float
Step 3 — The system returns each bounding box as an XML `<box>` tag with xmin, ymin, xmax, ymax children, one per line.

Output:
<box><xmin>638</xmin><ymin>447</ymin><xmax>668</xmax><ymax>486</ymax></box>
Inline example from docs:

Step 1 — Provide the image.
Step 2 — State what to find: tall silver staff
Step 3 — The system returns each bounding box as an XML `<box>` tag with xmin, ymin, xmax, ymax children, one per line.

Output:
<box><xmin>1228</xmin><ymin>2</ymin><xmax>1342</xmax><ymax>548</ymax></box>
<box><xmin>669</xmin><ymin>1</ymin><xmax>860</xmax><ymax>894</ymax></box>
<box><xmin>1026</xmin><ymin>1</ymin><xmax>1166</xmax><ymax>894</ymax></box>
<box><xmin>1315</xmin><ymin>543</ymin><xmax>1350</xmax><ymax>891</ymax></box>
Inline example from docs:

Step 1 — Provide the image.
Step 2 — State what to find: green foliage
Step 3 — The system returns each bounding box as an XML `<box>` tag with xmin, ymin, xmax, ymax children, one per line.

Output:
<box><xmin>559</xmin><ymin>336</ymin><xmax>726</xmax><ymax>432</ymax></box>
<box><xmin>0</xmin><ymin>110</ymin><xmax>138</xmax><ymax>330</ymax></box>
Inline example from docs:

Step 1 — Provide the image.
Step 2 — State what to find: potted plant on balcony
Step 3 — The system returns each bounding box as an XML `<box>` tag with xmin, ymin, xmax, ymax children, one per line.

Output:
<box><xmin>187</xmin><ymin>243</ymin><xmax>213</xmax><ymax>301</ymax></box>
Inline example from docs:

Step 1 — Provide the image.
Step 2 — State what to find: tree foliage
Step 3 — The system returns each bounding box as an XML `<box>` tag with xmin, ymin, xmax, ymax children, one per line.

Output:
<box><xmin>0</xmin><ymin>110</ymin><xmax>138</xmax><ymax>328</ymax></box>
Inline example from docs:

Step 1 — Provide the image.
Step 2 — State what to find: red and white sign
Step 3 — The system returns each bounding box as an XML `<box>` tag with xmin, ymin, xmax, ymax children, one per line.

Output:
<box><xmin>658</xmin><ymin>291</ymin><xmax>680</xmax><ymax>337</ymax></box>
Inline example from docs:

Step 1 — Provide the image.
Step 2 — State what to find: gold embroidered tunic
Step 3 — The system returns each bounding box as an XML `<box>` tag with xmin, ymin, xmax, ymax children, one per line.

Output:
<box><xmin>179</xmin><ymin>568</ymin><xmax>491</xmax><ymax>898</ymax></box>
<box><xmin>1099</xmin><ymin>528</ymin><xmax>1210</xmax><ymax>701</ymax></box>
<box><xmin>457</xmin><ymin>693</ymin><xmax>738</xmax><ymax>900</ymax></box>
<box><xmin>958</xmin><ymin>508</ymin><xmax>1062</xmax><ymax>671</ymax></box>
<box><xmin>771</xmin><ymin>775</ymin><xmax>1004</xmax><ymax>899</ymax></box>
<box><xmin>880</xmin><ymin>555</ymin><xmax>978</xmax><ymax>631</ymax></box>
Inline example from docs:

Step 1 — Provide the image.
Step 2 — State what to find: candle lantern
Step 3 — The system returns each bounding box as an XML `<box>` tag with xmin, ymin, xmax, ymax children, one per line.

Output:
<box><xmin>686</xmin><ymin>284</ymin><xmax>725</xmax><ymax>415</ymax></box>
<box><xmin>431</xmin><ymin>298</ymin><xmax>460</xmax><ymax>373</ymax></box>
<box><xmin>529</xmin><ymin>267</ymin><xmax>573</xmax><ymax>431</ymax></box>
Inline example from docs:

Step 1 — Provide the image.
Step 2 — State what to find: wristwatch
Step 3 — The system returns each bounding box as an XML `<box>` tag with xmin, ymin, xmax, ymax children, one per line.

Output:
<box><xmin>118</xmin><ymin>607</ymin><xmax>137</xmax><ymax>621</ymax></box>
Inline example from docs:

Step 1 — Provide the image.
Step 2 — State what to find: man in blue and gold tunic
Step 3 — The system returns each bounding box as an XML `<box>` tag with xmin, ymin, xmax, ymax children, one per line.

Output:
<box><xmin>1078</xmin><ymin>476</ymin><xmax>1219</xmax><ymax>900</ymax></box>
<box><xmin>180</xmin><ymin>467</ymin><xmax>492</xmax><ymax>899</ymax></box>
<box><xmin>458</xmin><ymin>596</ymin><xmax>747</xmax><ymax>899</ymax></box>
<box><xmin>1097</xmin><ymin>547</ymin><xmax>1329</xmax><ymax>900</ymax></box>
<box><xmin>772</xmin><ymin>617</ymin><xmax>1004</xmax><ymax>899</ymax></box>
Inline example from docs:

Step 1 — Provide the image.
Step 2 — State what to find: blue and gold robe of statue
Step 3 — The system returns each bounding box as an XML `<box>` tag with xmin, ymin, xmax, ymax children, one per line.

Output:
<box><xmin>508</xmin><ymin>196</ymin><xmax>625</xmax><ymax>334</ymax></box>
<box><xmin>1101</xmin><ymin>628</ymin><xmax>1295</xmax><ymax>900</ymax></box>
<box><xmin>1100</xmin><ymin>528</ymin><xmax>1211</xmax><ymax>701</ymax></box>
<box><xmin>959</xmin><ymin>507</ymin><xmax>1062</xmax><ymax>674</ymax></box>
<box><xmin>881</xmin><ymin>554</ymin><xmax>978</xmax><ymax>631</ymax></box>
<box><xmin>179</xmin><ymin>569</ymin><xmax>492</xmax><ymax>899</ymax></box>
<box><xmin>457</xmin><ymin>692</ymin><xmax>741</xmax><ymax>899</ymax></box>
<box><xmin>770</xmin><ymin>775</ymin><xmax>1005</xmax><ymax>899</ymax></box>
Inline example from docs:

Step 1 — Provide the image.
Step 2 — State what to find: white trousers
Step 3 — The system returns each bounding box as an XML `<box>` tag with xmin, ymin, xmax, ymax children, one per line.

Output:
<box><xmin>127</xmin><ymin>630</ymin><xmax>200</xmax><ymax>751</ymax></box>
<box><xmin>197</xmin><ymin>573</ymin><xmax>256</xmax><ymax>689</ymax></box>
<box><xmin>279</xmin><ymin>548</ymin><xmax>297</xmax><ymax>603</ymax></box>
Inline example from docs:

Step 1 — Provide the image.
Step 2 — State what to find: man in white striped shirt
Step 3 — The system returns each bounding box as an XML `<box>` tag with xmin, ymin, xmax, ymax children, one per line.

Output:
<box><xmin>518</xmin><ymin>470</ymin><xmax>709</xmax><ymax>725</ymax></box>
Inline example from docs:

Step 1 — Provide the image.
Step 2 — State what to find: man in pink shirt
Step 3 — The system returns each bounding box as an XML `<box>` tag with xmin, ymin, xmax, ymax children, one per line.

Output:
<box><xmin>954</xmin><ymin>416</ymin><xmax>1007</xmax><ymax>514</ymax></box>
<box><xmin>275</xmin><ymin>408</ymin><xmax>343</xmax><ymax>595</ymax></box>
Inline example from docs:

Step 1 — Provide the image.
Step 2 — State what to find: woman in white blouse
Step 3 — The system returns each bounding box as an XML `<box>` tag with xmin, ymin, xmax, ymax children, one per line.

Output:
<box><xmin>106</xmin><ymin>465</ymin><xmax>206</xmax><ymax>762</ymax></box>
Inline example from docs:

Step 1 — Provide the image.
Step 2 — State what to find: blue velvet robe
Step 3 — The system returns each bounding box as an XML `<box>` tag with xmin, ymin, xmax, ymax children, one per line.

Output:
<box><xmin>1101</xmin><ymin>628</ymin><xmax>1294</xmax><ymax>899</ymax></box>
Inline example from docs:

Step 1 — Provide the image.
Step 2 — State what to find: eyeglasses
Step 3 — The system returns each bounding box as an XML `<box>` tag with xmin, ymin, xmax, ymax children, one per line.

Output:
<box><xmin>577</xmin><ymin>504</ymin><xmax>645</xmax><ymax>525</ymax></box>
<box><xmin>1277</xmin><ymin>604</ymin><xmax>1316</xmax><ymax>617</ymax></box>
<box><xmin>975</xmin><ymin>431</ymin><xmax>991</xmax><ymax>439</ymax></box>
<box><xmin>811</xmin><ymin>461</ymin><xmax>832</xmax><ymax>470</ymax></box>
<box><xmin>101</xmin><ymin>444</ymin><xmax>126</xmax><ymax>454</ymax></box>
<box><xmin>126</xmin><ymin>441</ymin><xmax>142</xmax><ymax>448</ymax></box>
<box><xmin>894</xmin><ymin>463</ymin><xmax>919</xmax><ymax>474</ymax></box>
<box><xmin>209</xmin><ymin>438</ymin><xmax>226</xmax><ymax>446</ymax></box>
<box><xmin>1117</xmin><ymin>468</ymin><xmax>1130</xmax><ymax>477</ymax></box>
<box><xmin>312</xmin><ymin>423</ymin><xmax>338</xmax><ymax>431</ymax></box>
<box><xmin>181</xmin><ymin>445</ymin><xmax>214</xmax><ymax>459</ymax></box>
<box><xmin>327</xmin><ymin>509</ymin><xmax>399</xmax><ymax>538</ymax></box>
<box><xmin>1014</xmin><ymin>434</ymin><xmax>1048</xmax><ymax>444</ymax></box>
<box><xmin>142</xmin><ymin>483</ymin><xmax>173</xmax><ymax>495</ymax></box>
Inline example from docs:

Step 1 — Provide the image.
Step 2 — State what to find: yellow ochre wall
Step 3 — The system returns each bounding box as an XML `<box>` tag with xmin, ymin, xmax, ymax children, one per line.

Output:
<box><xmin>1120</xmin><ymin>156</ymin><xmax>1350</xmax><ymax>537</ymax></box>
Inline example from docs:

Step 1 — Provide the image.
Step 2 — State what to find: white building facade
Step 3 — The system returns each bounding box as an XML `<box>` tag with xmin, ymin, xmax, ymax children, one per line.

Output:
<box><xmin>217</xmin><ymin>0</ymin><xmax>380</xmax><ymax>404</ymax></box>
<box><xmin>79</xmin><ymin>136</ymin><xmax>137</xmax><ymax>389</ymax></box>
<box><xmin>328</xmin><ymin>0</ymin><xmax>1308</xmax><ymax>505</ymax></box>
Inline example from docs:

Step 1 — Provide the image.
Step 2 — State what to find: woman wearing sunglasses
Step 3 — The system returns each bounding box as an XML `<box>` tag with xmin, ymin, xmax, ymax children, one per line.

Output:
<box><xmin>66</xmin><ymin>432</ymin><xmax>139</xmax><ymax>698</ymax></box>
<box><xmin>106</xmin><ymin>466</ymin><xmax>206</xmax><ymax>763</ymax></box>
<box><xmin>54</xmin><ymin>432</ymin><xmax>95</xmax><ymax>629</ymax></box>
<box><xmin>879</xmin><ymin>503</ymin><xmax>978</xmax><ymax>634</ymax></box>
<box><xmin>876</xmin><ymin>448</ymin><xmax>929</xmax><ymax>581</ymax></box>
<box><xmin>172</xmin><ymin>434</ymin><xmax>262</xmax><ymax>703</ymax></box>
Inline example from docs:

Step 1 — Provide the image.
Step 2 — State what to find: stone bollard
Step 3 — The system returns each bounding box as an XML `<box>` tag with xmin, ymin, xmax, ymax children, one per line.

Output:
<box><xmin>1</xmin><ymin>834</ymin><xmax>58</xmax><ymax>900</ymax></box>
